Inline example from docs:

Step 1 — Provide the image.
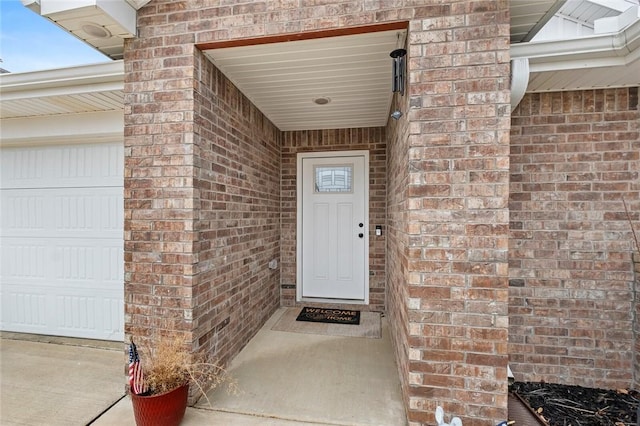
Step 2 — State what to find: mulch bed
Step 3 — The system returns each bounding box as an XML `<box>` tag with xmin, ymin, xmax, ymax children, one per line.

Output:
<box><xmin>511</xmin><ymin>382</ymin><xmax>639</xmax><ymax>426</ymax></box>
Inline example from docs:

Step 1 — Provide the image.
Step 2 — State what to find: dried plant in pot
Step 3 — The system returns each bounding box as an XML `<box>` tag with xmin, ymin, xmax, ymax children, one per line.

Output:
<box><xmin>128</xmin><ymin>335</ymin><xmax>237</xmax><ymax>426</ymax></box>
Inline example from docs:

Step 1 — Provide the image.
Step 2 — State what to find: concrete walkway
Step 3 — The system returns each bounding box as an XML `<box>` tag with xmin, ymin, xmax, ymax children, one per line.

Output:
<box><xmin>0</xmin><ymin>335</ymin><xmax>124</xmax><ymax>425</ymax></box>
<box><xmin>1</xmin><ymin>308</ymin><xmax>406</xmax><ymax>425</ymax></box>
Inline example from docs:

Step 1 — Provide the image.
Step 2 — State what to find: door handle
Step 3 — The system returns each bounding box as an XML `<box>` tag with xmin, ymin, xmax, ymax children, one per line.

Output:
<box><xmin>358</xmin><ymin>233</ymin><xmax>364</xmax><ymax>238</ymax></box>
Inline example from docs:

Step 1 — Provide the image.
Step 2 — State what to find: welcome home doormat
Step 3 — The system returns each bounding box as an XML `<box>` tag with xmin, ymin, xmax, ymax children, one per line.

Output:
<box><xmin>296</xmin><ymin>307</ymin><xmax>360</xmax><ymax>325</ymax></box>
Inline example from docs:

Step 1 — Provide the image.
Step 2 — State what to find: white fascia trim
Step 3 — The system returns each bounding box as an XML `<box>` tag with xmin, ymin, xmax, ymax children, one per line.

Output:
<box><xmin>510</xmin><ymin>17</ymin><xmax>640</xmax><ymax>71</ymax></box>
<box><xmin>586</xmin><ymin>0</ymin><xmax>634</xmax><ymax>13</ymax></box>
<box><xmin>0</xmin><ymin>60</ymin><xmax>124</xmax><ymax>96</ymax></box>
<box><xmin>39</xmin><ymin>0</ymin><xmax>136</xmax><ymax>35</ymax></box>
<box><xmin>125</xmin><ymin>0</ymin><xmax>152</xmax><ymax>10</ymax></box>
<box><xmin>595</xmin><ymin>5</ymin><xmax>640</xmax><ymax>33</ymax></box>
<box><xmin>21</xmin><ymin>0</ymin><xmax>40</xmax><ymax>12</ymax></box>
<box><xmin>0</xmin><ymin>110</ymin><xmax>123</xmax><ymax>147</ymax></box>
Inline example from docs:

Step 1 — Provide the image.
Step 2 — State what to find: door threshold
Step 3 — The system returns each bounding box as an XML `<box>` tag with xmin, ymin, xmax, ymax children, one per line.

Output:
<box><xmin>298</xmin><ymin>297</ymin><xmax>368</xmax><ymax>305</ymax></box>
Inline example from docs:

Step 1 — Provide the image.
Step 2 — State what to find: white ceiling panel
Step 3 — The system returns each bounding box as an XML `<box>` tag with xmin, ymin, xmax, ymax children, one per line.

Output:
<box><xmin>528</xmin><ymin>57</ymin><xmax>640</xmax><ymax>91</ymax></box>
<box><xmin>0</xmin><ymin>91</ymin><xmax>124</xmax><ymax>119</ymax></box>
<box><xmin>510</xmin><ymin>0</ymin><xmax>567</xmax><ymax>42</ymax></box>
<box><xmin>203</xmin><ymin>30</ymin><xmax>406</xmax><ymax>131</ymax></box>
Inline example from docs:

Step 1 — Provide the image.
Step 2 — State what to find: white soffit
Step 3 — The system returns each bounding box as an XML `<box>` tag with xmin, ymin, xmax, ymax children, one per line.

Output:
<box><xmin>0</xmin><ymin>61</ymin><xmax>124</xmax><ymax>119</ymax></box>
<box><xmin>203</xmin><ymin>30</ymin><xmax>406</xmax><ymax>131</ymax></box>
<box><xmin>510</xmin><ymin>0</ymin><xmax>567</xmax><ymax>42</ymax></box>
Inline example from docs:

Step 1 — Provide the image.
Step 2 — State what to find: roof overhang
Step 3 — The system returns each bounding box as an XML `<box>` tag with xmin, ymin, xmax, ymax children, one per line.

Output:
<box><xmin>20</xmin><ymin>0</ymin><xmax>143</xmax><ymax>60</ymax></box>
<box><xmin>6</xmin><ymin>1</ymin><xmax>640</xmax><ymax>131</ymax></box>
<box><xmin>201</xmin><ymin>24</ymin><xmax>408</xmax><ymax>131</ymax></box>
<box><xmin>0</xmin><ymin>60</ymin><xmax>124</xmax><ymax>99</ymax></box>
<box><xmin>511</xmin><ymin>7</ymin><xmax>640</xmax><ymax>92</ymax></box>
<box><xmin>20</xmin><ymin>0</ymin><xmax>565</xmax><ymax>63</ymax></box>
<box><xmin>0</xmin><ymin>61</ymin><xmax>124</xmax><ymax>146</ymax></box>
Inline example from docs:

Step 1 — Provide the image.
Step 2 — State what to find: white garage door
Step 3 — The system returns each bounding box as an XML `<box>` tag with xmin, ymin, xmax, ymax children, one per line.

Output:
<box><xmin>0</xmin><ymin>142</ymin><xmax>124</xmax><ymax>341</ymax></box>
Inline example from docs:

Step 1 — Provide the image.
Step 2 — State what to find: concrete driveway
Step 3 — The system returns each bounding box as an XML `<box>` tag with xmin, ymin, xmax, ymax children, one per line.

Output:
<box><xmin>0</xmin><ymin>333</ymin><xmax>125</xmax><ymax>426</ymax></box>
<box><xmin>0</xmin><ymin>333</ymin><xmax>322</xmax><ymax>426</ymax></box>
<box><xmin>1</xmin><ymin>309</ymin><xmax>406</xmax><ymax>426</ymax></box>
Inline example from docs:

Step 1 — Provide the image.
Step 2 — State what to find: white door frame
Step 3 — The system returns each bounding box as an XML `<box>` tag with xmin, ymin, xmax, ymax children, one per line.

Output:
<box><xmin>296</xmin><ymin>150</ymin><xmax>369</xmax><ymax>304</ymax></box>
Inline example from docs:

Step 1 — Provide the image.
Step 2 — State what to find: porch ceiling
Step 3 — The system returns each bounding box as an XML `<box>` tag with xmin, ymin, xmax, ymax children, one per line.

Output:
<box><xmin>199</xmin><ymin>2</ymin><xmax>563</xmax><ymax>131</ymax></box>
<box><xmin>202</xmin><ymin>29</ymin><xmax>406</xmax><ymax>131</ymax></box>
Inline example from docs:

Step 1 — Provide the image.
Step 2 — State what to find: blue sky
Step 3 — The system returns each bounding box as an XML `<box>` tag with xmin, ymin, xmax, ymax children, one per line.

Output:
<box><xmin>0</xmin><ymin>0</ymin><xmax>110</xmax><ymax>73</ymax></box>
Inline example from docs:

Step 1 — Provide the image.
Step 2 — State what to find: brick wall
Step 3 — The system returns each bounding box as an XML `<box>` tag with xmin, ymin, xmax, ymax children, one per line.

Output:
<box><xmin>192</xmin><ymin>53</ymin><xmax>281</xmax><ymax>359</ymax></box>
<box><xmin>280</xmin><ymin>128</ymin><xmax>387</xmax><ymax>312</ymax></box>
<box><xmin>386</xmin><ymin>87</ymin><xmax>411</xmax><ymax>421</ymax></box>
<box><xmin>125</xmin><ymin>1</ymin><xmax>512</xmax><ymax>424</ymax></box>
<box><xmin>398</xmin><ymin>3</ymin><xmax>511</xmax><ymax>425</ymax></box>
<box><xmin>123</xmin><ymin>37</ymin><xmax>198</xmax><ymax>349</ymax></box>
<box><xmin>123</xmin><ymin>16</ymin><xmax>281</xmax><ymax>365</ymax></box>
<box><xmin>510</xmin><ymin>88</ymin><xmax>640</xmax><ymax>389</ymax></box>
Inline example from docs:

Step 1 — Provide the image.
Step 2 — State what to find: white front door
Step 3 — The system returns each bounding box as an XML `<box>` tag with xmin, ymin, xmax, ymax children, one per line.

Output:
<box><xmin>297</xmin><ymin>151</ymin><xmax>368</xmax><ymax>301</ymax></box>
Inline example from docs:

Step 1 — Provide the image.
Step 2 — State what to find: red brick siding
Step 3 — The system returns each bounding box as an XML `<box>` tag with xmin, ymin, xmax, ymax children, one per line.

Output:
<box><xmin>123</xmin><ymin>42</ymin><xmax>281</xmax><ymax>365</ymax></box>
<box><xmin>280</xmin><ymin>128</ymin><xmax>387</xmax><ymax>312</ymax></box>
<box><xmin>399</xmin><ymin>3</ymin><xmax>511</xmax><ymax>424</ymax></box>
<box><xmin>125</xmin><ymin>1</ymin><xmax>511</xmax><ymax>424</ymax></box>
<box><xmin>123</xmin><ymin>37</ymin><xmax>198</xmax><ymax>349</ymax></box>
<box><xmin>192</xmin><ymin>52</ymin><xmax>281</xmax><ymax>359</ymax></box>
<box><xmin>509</xmin><ymin>88</ymin><xmax>640</xmax><ymax>389</ymax></box>
<box><xmin>386</xmin><ymin>89</ymin><xmax>411</xmax><ymax>421</ymax></box>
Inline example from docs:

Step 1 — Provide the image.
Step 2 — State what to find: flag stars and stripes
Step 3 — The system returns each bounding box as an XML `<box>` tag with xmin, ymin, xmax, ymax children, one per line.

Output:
<box><xmin>128</xmin><ymin>338</ymin><xmax>147</xmax><ymax>395</ymax></box>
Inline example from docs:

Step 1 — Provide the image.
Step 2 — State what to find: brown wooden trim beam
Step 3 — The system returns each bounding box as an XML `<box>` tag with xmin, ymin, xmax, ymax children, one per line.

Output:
<box><xmin>196</xmin><ymin>21</ymin><xmax>409</xmax><ymax>51</ymax></box>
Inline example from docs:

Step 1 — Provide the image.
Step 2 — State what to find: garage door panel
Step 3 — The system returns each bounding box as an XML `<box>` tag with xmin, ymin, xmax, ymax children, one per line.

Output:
<box><xmin>1</xmin><ymin>188</ymin><xmax>123</xmax><ymax>238</ymax></box>
<box><xmin>1</xmin><ymin>291</ymin><xmax>48</xmax><ymax>329</ymax></box>
<box><xmin>53</xmin><ymin>240</ymin><xmax>124</xmax><ymax>285</ymax></box>
<box><xmin>55</xmin><ymin>291</ymin><xmax>123</xmax><ymax>340</ymax></box>
<box><xmin>1</xmin><ymin>143</ymin><xmax>123</xmax><ymax>189</ymax></box>
<box><xmin>2</xmin><ymin>238</ymin><xmax>123</xmax><ymax>288</ymax></box>
<box><xmin>1</xmin><ymin>243</ymin><xmax>47</xmax><ymax>278</ymax></box>
<box><xmin>53</xmin><ymin>189</ymin><xmax>123</xmax><ymax>232</ymax></box>
<box><xmin>0</xmin><ymin>142</ymin><xmax>124</xmax><ymax>341</ymax></box>
<box><xmin>0</xmin><ymin>194</ymin><xmax>46</xmax><ymax>230</ymax></box>
<box><xmin>1</xmin><ymin>285</ymin><xmax>123</xmax><ymax>341</ymax></box>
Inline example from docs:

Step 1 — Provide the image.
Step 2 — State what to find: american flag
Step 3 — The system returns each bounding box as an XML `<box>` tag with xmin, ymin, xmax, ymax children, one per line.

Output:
<box><xmin>128</xmin><ymin>338</ymin><xmax>146</xmax><ymax>395</ymax></box>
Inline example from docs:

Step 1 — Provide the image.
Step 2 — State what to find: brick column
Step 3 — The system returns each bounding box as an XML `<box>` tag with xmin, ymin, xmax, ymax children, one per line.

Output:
<box><xmin>393</xmin><ymin>3</ymin><xmax>512</xmax><ymax>425</ymax></box>
<box><xmin>123</xmin><ymin>39</ymin><xmax>198</xmax><ymax>348</ymax></box>
<box><xmin>123</xmin><ymin>35</ymin><xmax>281</xmax><ymax>365</ymax></box>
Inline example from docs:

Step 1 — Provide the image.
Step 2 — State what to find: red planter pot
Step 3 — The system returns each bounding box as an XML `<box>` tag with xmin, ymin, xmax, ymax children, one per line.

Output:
<box><xmin>130</xmin><ymin>384</ymin><xmax>189</xmax><ymax>426</ymax></box>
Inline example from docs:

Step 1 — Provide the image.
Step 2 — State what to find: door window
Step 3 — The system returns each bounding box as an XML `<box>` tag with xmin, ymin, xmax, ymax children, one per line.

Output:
<box><xmin>314</xmin><ymin>165</ymin><xmax>353</xmax><ymax>193</ymax></box>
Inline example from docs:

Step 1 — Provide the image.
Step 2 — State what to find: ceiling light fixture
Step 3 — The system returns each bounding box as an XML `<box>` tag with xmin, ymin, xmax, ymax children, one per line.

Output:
<box><xmin>312</xmin><ymin>97</ymin><xmax>331</xmax><ymax>105</ymax></box>
<box><xmin>81</xmin><ymin>23</ymin><xmax>112</xmax><ymax>39</ymax></box>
